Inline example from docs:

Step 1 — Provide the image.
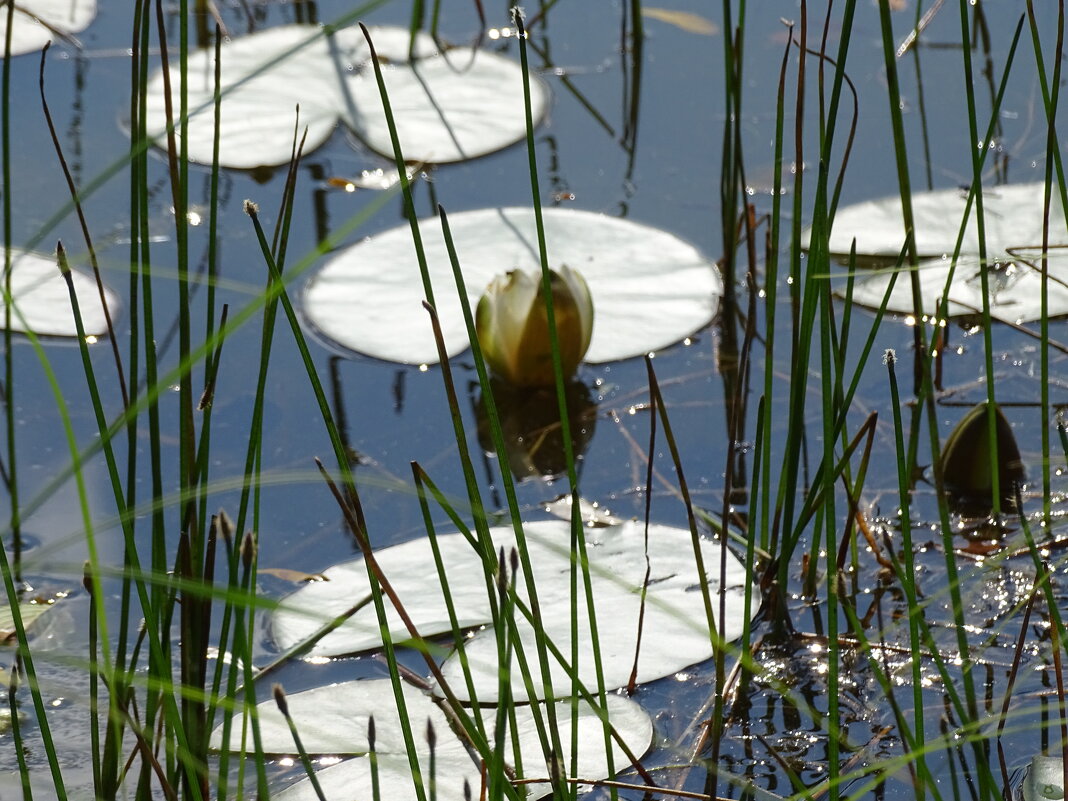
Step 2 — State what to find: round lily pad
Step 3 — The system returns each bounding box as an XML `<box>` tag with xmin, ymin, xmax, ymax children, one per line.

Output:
<box><xmin>144</xmin><ymin>25</ymin><xmax>358</xmax><ymax>170</ymax></box>
<box><xmin>342</xmin><ymin>27</ymin><xmax>549</xmax><ymax>163</ymax></box>
<box><xmin>812</xmin><ymin>182</ymin><xmax>1068</xmax><ymax>259</ymax></box>
<box><xmin>270</xmin><ymin>520</ymin><xmax>756</xmax><ymax>702</ymax></box>
<box><xmin>230</xmin><ymin>678</ymin><xmax>652</xmax><ymax>801</ymax></box>
<box><xmin>1024</xmin><ymin>755</ymin><xmax>1067</xmax><ymax>801</ymax></box>
<box><xmin>302</xmin><ymin>207</ymin><xmax>722</xmax><ymax>365</ymax></box>
<box><xmin>0</xmin><ymin>0</ymin><xmax>96</xmax><ymax>57</ymax></box>
<box><xmin>844</xmin><ymin>253</ymin><xmax>1068</xmax><ymax>324</ymax></box>
<box><xmin>1</xmin><ymin>249</ymin><xmax>120</xmax><ymax>338</ymax></box>
<box><xmin>143</xmin><ymin>24</ymin><xmax>549</xmax><ymax>169</ymax></box>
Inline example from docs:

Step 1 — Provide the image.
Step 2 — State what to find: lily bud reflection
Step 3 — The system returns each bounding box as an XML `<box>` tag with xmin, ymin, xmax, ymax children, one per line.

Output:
<box><xmin>476</xmin><ymin>378</ymin><xmax>597</xmax><ymax>481</ymax></box>
<box><xmin>475</xmin><ymin>265</ymin><xmax>594</xmax><ymax>387</ymax></box>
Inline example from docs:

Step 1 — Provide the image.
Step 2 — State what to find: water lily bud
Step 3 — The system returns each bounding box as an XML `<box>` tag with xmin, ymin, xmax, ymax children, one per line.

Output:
<box><xmin>475</xmin><ymin>265</ymin><xmax>594</xmax><ymax>387</ymax></box>
<box><xmin>939</xmin><ymin>400</ymin><xmax>1025</xmax><ymax>513</ymax></box>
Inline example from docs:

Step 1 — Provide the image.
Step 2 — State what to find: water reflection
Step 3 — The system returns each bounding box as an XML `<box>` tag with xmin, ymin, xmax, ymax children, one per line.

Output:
<box><xmin>475</xmin><ymin>377</ymin><xmax>597</xmax><ymax>482</ymax></box>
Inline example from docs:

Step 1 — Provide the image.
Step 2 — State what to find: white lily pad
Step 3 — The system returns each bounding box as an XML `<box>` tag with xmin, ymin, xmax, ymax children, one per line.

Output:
<box><xmin>226</xmin><ymin>678</ymin><xmax>652</xmax><ymax>801</ymax></box>
<box><xmin>271</xmin><ymin>520</ymin><xmax>756</xmax><ymax>702</ymax></box>
<box><xmin>813</xmin><ymin>182</ymin><xmax>1068</xmax><ymax>259</ymax></box>
<box><xmin>274</xmin><ymin>751</ymin><xmax>472</xmax><ymax>801</ymax></box>
<box><xmin>1</xmin><ymin>249</ymin><xmax>120</xmax><ymax>338</ymax></box>
<box><xmin>843</xmin><ymin>253</ymin><xmax>1068</xmax><ymax>324</ymax></box>
<box><xmin>1023</xmin><ymin>755</ymin><xmax>1066</xmax><ymax>801</ymax></box>
<box><xmin>144</xmin><ymin>25</ymin><xmax>358</xmax><ymax>170</ymax></box>
<box><xmin>303</xmin><ymin>207</ymin><xmax>722</xmax><ymax>365</ymax></box>
<box><xmin>0</xmin><ymin>0</ymin><xmax>96</xmax><ymax>57</ymax></box>
<box><xmin>543</xmin><ymin>494</ymin><xmax>626</xmax><ymax>527</ymax></box>
<box><xmin>0</xmin><ymin>599</ymin><xmax>54</xmax><ymax>642</ymax></box>
<box><xmin>143</xmin><ymin>24</ymin><xmax>547</xmax><ymax>169</ymax></box>
<box><xmin>210</xmin><ymin>679</ymin><xmax>448</xmax><ymax>756</ymax></box>
<box><xmin>342</xmin><ymin>29</ymin><xmax>549</xmax><ymax>164</ymax></box>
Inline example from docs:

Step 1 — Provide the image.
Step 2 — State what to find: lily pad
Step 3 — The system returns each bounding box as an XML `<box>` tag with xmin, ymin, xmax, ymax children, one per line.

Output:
<box><xmin>1</xmin><ymin>249</ymin><xmax>120</xmax><ymax>338</ymax></box>
<box><xmin>274</xmin><ymin>750</ymin><xmax>474</xmax><ymax>801</ymax></box>
<box><xmin>271</xmin><ymin>520</ymin><xmax>756</xmax><ymax>702</ymax></box>
<box><xmin>1023</xmin><ymin>755</ymin><xmax>1067</xmax><ymax>801</ymax></box>
<box><xmin>843</xmin><ymin>254</ymin><xmax>1068</xmax><ymax>324</ymax></box>
<box><xmin>143</xmin><ymin>24</ymin><xmax>548</xmax><ymax>169</ymax></box>
<box><xmin>0</xmin><ymin>0</ymin><xmax>97</xmax><ymax>57</ymax></box>
<box><xmin>0</xmin><ymin>599</ymin><xmax>54</xmax><ymax>642</ymax></box>
<box><xmin>144</xmin><ymin>25</ymin><xmax>359</xmax><ymax>170</ymax></box>
<box><xmin>814</xmin><ymin>182</ymin><xmax>1068</xmax><ymax>259</ymax></box>
<box><xmin>303</xmin><ymin>207</ymin><xmax>722</xmax><ymax>365</ymax></box>
<box><xmin>210</xmin><ymin>679</ymin><xmax>447</xmax><ymax>756</ymax></box>
<box><xmin>342</xmin><ymin>28</ymin><xmax>549</xmax><ymax>164</ymax></box>
<box><xmin>212</xmin><ymin>678</ymin><xmax>652</xmax><ymax>801</ymax></box>
<box><xmin>543</xmin><ymin>494</ymin><xmax>625</xmax><ymax>527</ymax></box>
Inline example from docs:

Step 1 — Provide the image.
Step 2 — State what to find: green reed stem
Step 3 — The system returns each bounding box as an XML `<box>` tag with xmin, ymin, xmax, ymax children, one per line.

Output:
<box><xmin>761</xmin><ymin>21</ymin><xmax>791</xmax><ymax>558</ymax></box>
<box><xmin>875</xmin><ymin>5</ymin><xmax>993</xmax><ymax>795</ymax></box>
<box><xmin>274</xmin><ymin>685</ymin><xmax>328</xmax><ymax>801</ymax></box>
<box><xmin>956</xmin><ymin>0</ymin><xmax>1000</xmax><ymax>517</ymax></box>
<box><xmin>246</xmin><ymin>206</ymin><xmax>432</xmax><ymax>801</ymax></box>
<box><xmin>1033</xmin><ymin>0</ymin><xmax>1064</xmax><ymax>529</ymax></box>
<box><xmin>410</xmin><ymin>465</ymin><xmax>486</xmax><ymax>730</ymax></box>
<box><xmin>435</xmin><ymin>206</ymin><xmax>561</xmax><ymax>775</ymax></box>
<box><xmin>513</xmin><ymin>12</ymin><xmax>607</xmax><ymax>797</ymax></box>
<box><xmin>886</xmin><ymin>350</ymin><xmax>927</xmax><ymax>798</ymax></box>
<box><xmin>1</xmin><ymin>0</ymin><xmax>18</xmax><ymax>590</ymax></box>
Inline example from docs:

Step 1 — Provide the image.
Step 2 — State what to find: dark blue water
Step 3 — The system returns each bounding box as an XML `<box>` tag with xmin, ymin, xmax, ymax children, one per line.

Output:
<box><xmin>1</xmin><ymin>1</ymin><xmax>1066</xmax><ymax>799</ymax></box>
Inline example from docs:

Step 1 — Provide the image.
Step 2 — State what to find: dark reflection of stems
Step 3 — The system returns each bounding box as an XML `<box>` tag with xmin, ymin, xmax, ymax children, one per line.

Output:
<box><xmin>720</xmin><ymin>172</ymin><xmax>760</xmax><ymax>550</ymax></box>
<box><xmin>475</xmin><ymin>378</ymin><xmax>597</xmax><ymax>482</ymax></box>
<box><xmin>329</xmin><ymin>357</ymin><xmax>356</xmax><ymax>466</ymax></box>
<box><xmin>972</xmin><ymin>2</ymin><xmax>1008</xmax><ymax>184</ymax></box>
<box><xmin>541</xmin><ymin>136</ymin><xmax>571</xmax><ymax>207</ymax></box>
<box><xmin>1</xmin><ymin>0</ymin><xmax>13</xmax><ymax>577</ymax></box>
<box><xmin>391</xmin><ymin>369</ymin><xmax>406</xmax><ymax>415</ymax></box>
<box><xmin>719</xmin><ymin>227</ymin><xmax>758</xmax><ymax>551</ymax></box>
<box><xmin>910</xmin><ymin>0</ymin><xmax>935</xmax><ymax>192</ymax></box>
<box><xmin>67</xmin><ymin>55</ymin><xmax>87</xmax><ymax>190</ymax></box>
<box><xmin>295</xmin><ymin>0</ymin><xmax>319</xmax><ymax>25</ymax></box>
<box><xmin>527</xmin><ymin>37</ymin><xmax>615</xmax><ymax>138</ymax></box>
<box><xmin>620</xmin><ymin>1</ymin><xmax>644</xmax><ymax>184</ymax></box>
<box><xmin>304</xmin><ymin>163</ymin><xmax>330</xmax><ymax>246</ymax></box>
<box><xmin>425</xmin><ymin>177</ymin><xmax>438</xmax><ymax>218</ymax></box>
<box><xmin>154</xmin><ymin>173</ymin><xmax>228</xmax><ymax>366</ymax></box>
<box><xmin>328</xmin><ymin>357</ymin><xmax>363</xmax><ymax>541</ymax></box>
<box><xmin>525</xmin><ymin>0</ymin><xmax>564</xmax><ymax>32</ymax></box>
<box><xmin>194</xmin><ymin>0</ymin><xmax>211</xmax><ymax>49</ymax></box>
<box><xmin>706</xmin><ymin>8</ymin><xmax>756</xmax><ymax>797</ymax></box>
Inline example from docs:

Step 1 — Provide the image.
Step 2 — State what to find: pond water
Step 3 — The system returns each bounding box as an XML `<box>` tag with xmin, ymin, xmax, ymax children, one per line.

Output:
<box><xmin>1</xmin><ymin>0</ymin><xmax>1067</xmax><ymax>799</ymax></box>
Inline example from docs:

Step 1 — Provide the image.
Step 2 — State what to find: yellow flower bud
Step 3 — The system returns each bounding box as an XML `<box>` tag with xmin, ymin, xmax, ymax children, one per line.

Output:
<box><xmin>475</xmin><ymin>266</ymin><xmax>594</xmax><ymax>387</ymax></box>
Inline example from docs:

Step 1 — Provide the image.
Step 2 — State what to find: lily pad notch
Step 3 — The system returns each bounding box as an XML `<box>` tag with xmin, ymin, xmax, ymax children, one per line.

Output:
<box><xmin>302</xmin><ymin>207</ymin><xmax>723</xmax><ymax>367</ymax></box>
<box><xmin>142</xmin><ymin>24</ymin><xmax>550</xmax><ymax>169</ymax></box>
